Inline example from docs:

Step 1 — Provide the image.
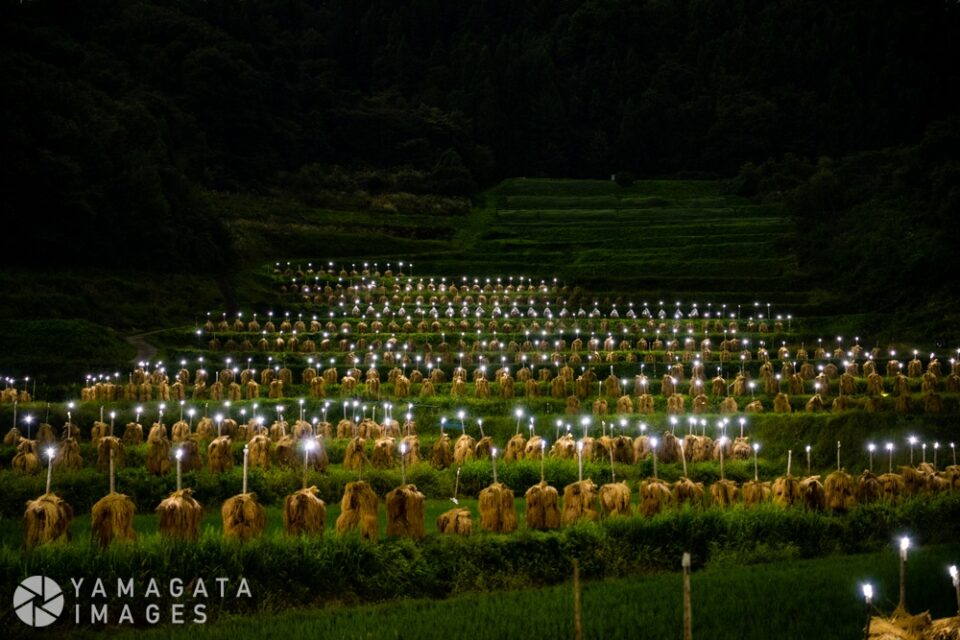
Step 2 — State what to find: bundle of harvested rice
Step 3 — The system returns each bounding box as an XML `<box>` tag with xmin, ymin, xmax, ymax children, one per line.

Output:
<box><xmin>772</xmin><ymin>476</ymin><xmax>801</xmax><ymax>507</ymax></box>
<box><xmin>207</xmin><ymin>436</ymin><xmax>234</xmax><ymax>472</ymax></box>
<box><xmin>710</xmin><ymin>479</ymin><xmax>739</xmax><ymax>507</ymax></box>
<box><xmin>12</xmin><ymin>438</ymin><xmax>40</xmax><ymax>475</ymax></box>
<box><xmin>342</xmin><ymin>436</ymin><xmax>368</xmax><ymax>471</ymax></box>
<box><xmin>525</xmin><ymin>481</ymin><xmax>561</xmax><ymax>530</ymax></box>
<box><xmin>91</xmin><ymin>456</ymin><xmax>136</xmax><ymax>550</ymax></box>
<box><xmin>53</xmin><ymin>437</ymin><xmax>83</xmax><ymax>472</ymax></box>
<box><xmin>156</xmin><ymin>488</ymin><xmax>203</xmax><ymax>540</ymax></box>
<box><xmin>666</xmin><ymin>394</ymin><xmax>685</xmax><ymax>414</ymax></box>
<box><xmin>371</xmin><ymin>437</ymin><xmax>396</xmax><ymax>468</ymax></box>
<box><xmin>148</xmin><ymin>421</ymin><xmax>168</xmax><ymax>443</ymax></box>
<box><xmin>146</xmin><ymin>438</ymin><xmax>170</xmax><ymax>476</ymax></box>
<box><xmin>731</xmin><ymin>436</ymin><xmax>752</xmax><ymax>460</ymax></box>
<box><xmin>3</xmin><ymin>426</ymin><xmax>20</xmax><ymax>445</ymax></box>
<box><xmin>475</xmin><ymin>435</ymin><xmax>494</xmax><ymax>459</ymax></box>
<box><xmin>685</xmin><ymin>435</ymin><xmax>714</xmax><ymax>462</ymax></box>
<box><xmin>37</xmin><ymin>423</ymin><xmax>56</xmax><ymax>446</ymax></box>
<box><xmin>196</xmin><ymin>417</ymin><xmax>215</xmax><ymax>440</ymax></box>
<box><xmin>857</xmin><ymin>470</ymin><xmax>882</xmax><ymax>503</ymax></box>
<box><xmin>436</xmin><ymin>507</ymin><xmax>473</xmax><ymax>536</ymax></box>
<box><xmin>221</xmin><ymin>493</ymin><xmax>266</xmax><ymax>541</ymax></box>
<box><xmin>431</xmin><ymin>433</ymin><xmax>453</xmax><ymax>469</ymax></box>
<box><xmin>271</xmin><ymin>433</ymin><xmax>297</xmax><ymax>467</ymax></box>
<box><xmin>171</xmin><ymin>420</ymin><xmax>191</xmax><ymax>442</ymax></box>
<box><xmin>773</xmin><ymin>393</ymin><xmax>792</xmax><ymax>413</ymax></box>
<box><xmin>562</xmin><ymin>480</ymin><xmax>600</xmax><ymax>524</ymax></box>
<box><xmin>741</xmin><ymin>481</ymin><xmax>771</xmax><ymax>507</ymax></box>
<box><xmin>658</xmin><ymin>432</ymin><xmax>683</xmax><ymax>463</ymax></box>
<box><xmin>400</xmin><ymin>435</ymin><xmax>420</xmax><ymax>465</ymax></box>
<box><xmin>632</xmin><ymin>435</ymin><xmax>651</xmax><ymax>461</ymax></box>
<box><xmin>611</xmin><ymin>435</ymin><xmax>633</xmax><ymax>463</ymax></box>
<box><xmin>335</xmin><ymin>481</ymin><xmax>379</xmax><ymax>540</ymax></box>
<box><xmin>719</xmin><ymin>396</ymin><xmax>738</xmax><ymax>413</ymax></box>
<box><xmin>599</xmin><ymin>481</ymin><xmax>631</xmax><ymax>517</ymax></box>
<box><xmin>799</xmin><ymin>476</ymin><xmax>826</xmax><ymax>511</ymax></box>
<box><xmin>672</xmin><ymin>477</ymin><xmax>705</xmax><ymax>507</ymax></box>
<box><xmin>824</xmin><ymin>470</ymin><xmax>856</xmax><ymax>512</ymax></box>
<box><xmin>96</xmin><ymin>436</ymin><xmax>124</xmax><ymax>473</ymax></box>
<box><xmin>269</xmin><ymin>420</ymin><xmax>288</xmax><ymax>441</ymax></box>
<box><xmin>24</xmin><ymin>493</ymin><xmax>73</xmax><ymax>548</ymax></box>
<box><xmin>453</xmin><ymin>434</ymin><xmax>476</xmax><ymax>464</ymax></box>
<box><xmin>283</xmin><ymin>486</ymin><xmax>326</xmax><ymax>536</ymax></box>
<box><xmin>525</xmin><ymin>435</ymin><xmax>546</xmax><ymax>459</ymax></box>
<box><xmin>745</xmin><ymin>400</ymin><xmax>764</xmax><ymax>413</ymax></box>
<box><xmin>478</xmin><ymin>482</ymin><xmax>517</xmax><ymax>532</ymax></box>
<box><xmin>90</xmin><ymin>421</ymin><xmax>108</xmax><ymax>447</ymax></box>
<box><xmin>247</xmin><ymin>434</ymin><xmax>271</xmax><ymax>469</ymax></box>
<box><xmin>550</xmin><ymin>434</ymin><xmax>576</xmax><ymax>459</ymax></box>
<box><xmin>805</xmin><ymin>394</ymin><xmax>824</xmax><ymax>412</ymax></box>
<box><xmin>878</xmin><ymin>473</ymin><xmax>906</xmax><ymax>502</ymax></box>
<box><xmin>592</xmin><ymin>398</ymin><xmax>608</xmax><ymax>415</ymax></box>
<box><xmin>636</xmin><ymin>393</ymin><xmax>655</xmax><ymax>414</ymax></box>
<box><xmin>504</xmin><ymin>433</ymin><xmax>527</xmax><ymax>461</ymax></box>
<box><xmin>385</xmin><ymin>484</ymin><xmax>425</xmax><ymax>539</ymax></box>
<box><xmin>638</xmin><ymin>478</ymin><xmax>672</xmax><ymax>516</ymax></box>
<box><xmin>336</xmin><ymin>419</ymin><xmax>354</xmax><ymax>439</ymax></box>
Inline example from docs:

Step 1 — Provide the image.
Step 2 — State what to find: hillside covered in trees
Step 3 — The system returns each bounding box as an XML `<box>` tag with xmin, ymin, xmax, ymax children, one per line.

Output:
<box><xmin>1</xmin><ymin>0</ymin><xmax>958</xmax><ymax>324</ymax></box>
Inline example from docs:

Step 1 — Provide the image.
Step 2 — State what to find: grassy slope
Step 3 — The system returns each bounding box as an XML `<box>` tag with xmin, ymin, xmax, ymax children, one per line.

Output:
<box><xmin>59</xmin><ymin>545</ymin><xmax>960</xmax><ymax>640</ymax></box>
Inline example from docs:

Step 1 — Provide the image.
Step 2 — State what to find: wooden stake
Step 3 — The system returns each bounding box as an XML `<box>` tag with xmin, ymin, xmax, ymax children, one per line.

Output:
<box><xmin>573</xmin><ymin>559</ymin><xmax>582</xmax><ymax>640</ymax></box>
<box><xmin>683</xmin><ymin>552</ymin><xmax>693</xmax><ymax>640</ymax></box>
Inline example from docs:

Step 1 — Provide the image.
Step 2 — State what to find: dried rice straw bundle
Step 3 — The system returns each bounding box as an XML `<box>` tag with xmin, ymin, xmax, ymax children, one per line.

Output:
<box><xmin>824</xmin><ymin>470</ymin><xmax>856</xmax><ymax>512</ymax></box>
<box><xmin>453</xmin><ymin>434</ymin><xmax>477</xmax><ymax>464</ymax></box>
<box><xmin>247</xmin><ymin>434</ymin><xmax>272</xmax><ymax>470</ymax></box>
<box><xmin>504</xmin><ymin>434</ymin><xmax>526</xmax><ymax>461</ymax></box>
<box><xmin>24</xmin><ymin>493</ymin><xmax>73</xmax><ymax>548</ymax></box>
<box><xmin>91</xmin><ymin>450</ymin><xmax>136</xmax><ymax>547</ymax></box>
<box><xmin>741</xmin><ymin>481</ymin><xmax>771</xmax><ymax>507</ymax></box>
<box><xmin>283</xmin><ymin>486</ymin><xmax>326</xmax><ymax>536</ymax></box>
<box><xmin>599</xmin><ymin>481</ymin><xmax>631</xmax><ymax>517</ymax></box>
<box><xmin>478</xmin><ymin>482</ymin><xmax>517</xmax><ymax>533</ymax></box>
<box><xmin>436</xmin><ymin>508</ymin><xmax>473</xmax><ymax>536</ymax></box>
<box><xmin>207</xmin><ymin>436</ymin><xmax>234</xmax><ymax>472</ymax></box>
<box><xmin>171</xmin><ymin>420</ymin><xmax>191</xmax><ymax>443</ymax></box>
<box><xmin>475</xmin><ymin>435</ymin><xmax>494</xmax><ymax>459</ymax></box>
<box><xmin>12</xmin><ymin>438</ymin><xmax>40</xmax><ymax>475</ymax></box>
<box><xmin>561</xmin><ymin>480</ymin><xmax>599</xmax><ymax>525</ymax></box>
<box><xmin>371</xmin><ymin>437</ymin><xmax>396</xmax><ymax>468</ymax></box>
<box><xmin>335</xmin><ymin>481</ymin><xmax>379</xmax><ymax>541</ymax></box>
<box><xmin>222</xmin><ymin>446</ymin><xmax>266</xmax><ymax>541</ymax></box>
<box><xmin>638</xmin><ymin>478</ymin><xmax>672</xmax><ymax>516</ymax></box>
<box><xmin>799</xmin><ymin>475</ymin><xmax>825</xmax><ymax>511</ymax></box>
<box><xmin>878</xmin><ymin>473</ymin><xmax>906</xmax><ymax>502</ymax></box>
<box><xmin>525</xmin><ymin>481</ymin><xmax>561</xmax><ymax>530</ymax></box>
<box><xmin>385</xmin><ymin>484</ymin><xmax>425</xmax><ymax>539</ymax></box>
<box><xmin>342</xmin><ymin>436</ymin><xmax>368</xmax><ymax>471</ymax></box>
<box><xmin>156</xmin><ymin>489</ymin><xmax>203</xmax><ymax>540</ymax></box>
<box><xmin>52</xmin><ymin>437</ymin><xmax>83</xmax><ymax>472</ymax></box>
<box><xmin>709</xmin><ymin>480</ymin><xmax>739</xmax><ymax>507</ymax></box>
<box><xmin>96</xmin><ymin>436</ymin><xmax>124</xmax><ymax>473</ymax></box>
<box><xmin>431</xmin><ymin>432</ymin><xmax>453</xmax><ymax>469</ymax></box>
<box><xmin>672</xmin><ymin>477</ymin><xmax>705</xmax><ymax>507</ymax></box>
<box><xmin>552</xmin><ymin>434</ymin><xmax>577</xmax><ymax>459</ymax></box>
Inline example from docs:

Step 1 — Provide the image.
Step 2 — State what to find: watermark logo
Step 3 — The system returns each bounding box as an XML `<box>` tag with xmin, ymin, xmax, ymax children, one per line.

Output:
<box><xmin>14</xmin><ymin>575</ymin><xmax>64</xmax><ymax>627</ymax></box>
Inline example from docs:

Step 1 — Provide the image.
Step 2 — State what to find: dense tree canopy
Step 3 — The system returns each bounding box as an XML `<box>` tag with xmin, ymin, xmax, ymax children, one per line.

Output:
<box><xmin>2</xmin><ymin>0</ymin><xmax>958</xmax><ymax>272</ymax></box>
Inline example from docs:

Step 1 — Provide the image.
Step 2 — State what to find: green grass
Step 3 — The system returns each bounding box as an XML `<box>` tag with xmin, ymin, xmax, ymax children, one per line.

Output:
<box><xmin>48</xmin><ymin>544</ymin><xmax>960</xmax><ymax>640</ymax></box>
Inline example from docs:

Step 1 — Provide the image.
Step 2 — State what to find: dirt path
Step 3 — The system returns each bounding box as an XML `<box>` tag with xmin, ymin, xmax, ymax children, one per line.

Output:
<box><xmin>124</xmin><ymin>333</ymin><xmax>158</xmax><ymax>365</ymax></box>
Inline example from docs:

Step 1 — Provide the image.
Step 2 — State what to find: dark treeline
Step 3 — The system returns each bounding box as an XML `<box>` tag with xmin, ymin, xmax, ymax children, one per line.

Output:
<box><xmin>2</xmin><ymin>0</ymin><xmax>958</xmax><ymax>272</ymax></box>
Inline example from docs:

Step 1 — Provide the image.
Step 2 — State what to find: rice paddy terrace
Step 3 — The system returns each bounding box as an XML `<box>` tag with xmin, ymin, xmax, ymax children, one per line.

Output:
<box><xmin>1</xmin><ymin>179</ymin><xmax>958</xmax><ymax>638</ymax></box>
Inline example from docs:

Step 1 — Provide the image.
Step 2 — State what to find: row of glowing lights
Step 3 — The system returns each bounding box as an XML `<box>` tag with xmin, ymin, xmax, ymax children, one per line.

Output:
<box><xmin>860</xmin><ymin>538</ymin><xmax>958</xmax><ymax>608</ymax></box>
<box><xmin>87</xmin><ymin>338</ymin><xmax>960</xmax><ymax>380</ymax></box>
<box><xmin>205</xmin><ymin>304</ymin><xmax>790</xmax><ymax>323</ymax></box>
<box><xmin>23</xmin><ymin>401</ymin><xmax>959</xmax><ymax>467</ymax></box>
